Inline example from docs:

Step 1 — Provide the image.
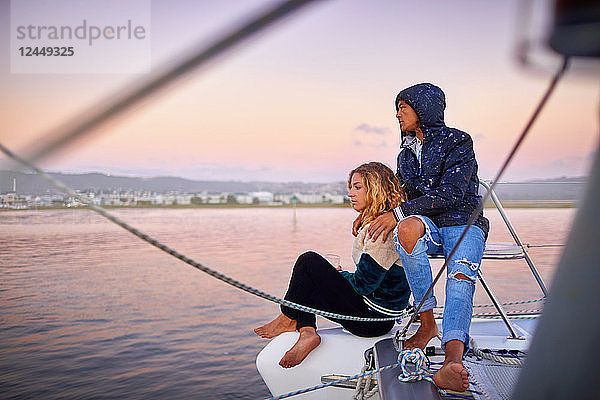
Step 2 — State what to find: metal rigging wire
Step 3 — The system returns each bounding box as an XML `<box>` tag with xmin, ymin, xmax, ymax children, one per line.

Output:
<box><xmin>13</xmin><ymin>0</ymin><xmax>322</xmax><ymax>165</ymax></box>
<box><xmin>2</xmin><ymin>0</ymin><xmax>565</xmax><ymax>331</ymax></box>
<box><xmin>0</xmin><ymin>141</ymin><xmax>406</xmax><ymax>323</ymax></box>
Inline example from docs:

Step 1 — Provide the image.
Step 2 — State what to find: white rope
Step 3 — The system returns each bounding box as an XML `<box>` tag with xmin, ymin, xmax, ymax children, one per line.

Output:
<box><xmin>471</xmin><ymin>347</ymin><xmax>524</xmax><ymax>366</ymax></box>
<box><xmin>469</xmin><ymin>314</ymin><xmax>539</xmax><ymax>320</ymax></box>
<box><xmin>434</xmin><ymin>297</ymin><xmax>546</xmax><ymax>309</ymax></box>
<box><xmin>469</xmin><ymin>338</ymin><xmax>525</xmax><ymax>366</ymax></box>
<box><xmin>472</xmin><ymin>308</ymin><xmax>542</xmax><ymax>317</ymax></box>
<box><xmin>353</xmin><ymin>364</ymin><xmax>379</xmax><ymax>400</ymax></box>
<box><xmin>434</xmin><ymin>309</ymin><xmax>543</xmax><ymax>319</ymax></box>
<box><xmin>0</xmin><ymin>143</ymin><xmax>407</xmax><ymax>323</ymax></box>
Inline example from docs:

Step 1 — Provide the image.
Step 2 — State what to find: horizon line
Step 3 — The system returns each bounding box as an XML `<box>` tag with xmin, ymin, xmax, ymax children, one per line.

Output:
<box><xmin>0</xmin><ymin>169</ymin><xmax>589</xmax><ymax>185</ymax></box>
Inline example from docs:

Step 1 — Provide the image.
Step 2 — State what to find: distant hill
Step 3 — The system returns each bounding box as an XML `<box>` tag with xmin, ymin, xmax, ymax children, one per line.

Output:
<box><xmin>0</xmin><ymin>170</ymin><xmax>347</xmax><ymax>195</ymax></box>
<box><xmin>0</xmin><ymin>170</ymin><xmax>588</xmax><ymax>201</ymax></box>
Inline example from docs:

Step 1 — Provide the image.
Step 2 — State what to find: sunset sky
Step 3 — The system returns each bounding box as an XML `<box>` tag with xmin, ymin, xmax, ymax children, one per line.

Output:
<box><xmin>1</xmin><ymin>0</ymin><xmax>598</xmax><ymax>183</ymax></box>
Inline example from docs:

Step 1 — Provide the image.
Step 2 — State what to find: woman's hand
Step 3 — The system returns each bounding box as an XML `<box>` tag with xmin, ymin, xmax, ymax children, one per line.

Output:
<box><xmin>367</xmin><ymin>212</ymin><xmax>397</xmax><ymax>243</ymax></box>
<box><xmin>352</xmin><ymin>215</ymin><xmax>363</xmax><ymax>236</ymax></box>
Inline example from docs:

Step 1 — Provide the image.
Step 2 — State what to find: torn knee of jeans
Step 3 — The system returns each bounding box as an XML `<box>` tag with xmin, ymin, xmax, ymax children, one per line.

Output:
<box><xmin>401</xmin><ymin>235</ymin><xmax>425</xmax><ymax>255</ymax></box>
<box><xmin>395</xmin><ymin>227</ymin><xmax>426</xmax><ymax>255</ymax></box>
<box><xmin>457</xmin><ymin>258</ymin><xmax>480</xmax><ymax>271</ymax></box>
<box><xmin>415</xmin><ymin>216</ymin><xmax>440</xmax><ymax>247</ymax></box>
<box><xmin>449</xmin><ymin>270</ymin><xmax>476</xmax><ymax>283</ymax></box>
<box><xmin>448</xmin><ymin>262</ymin><xmax>478</xmax><ymax>283</ymax></box>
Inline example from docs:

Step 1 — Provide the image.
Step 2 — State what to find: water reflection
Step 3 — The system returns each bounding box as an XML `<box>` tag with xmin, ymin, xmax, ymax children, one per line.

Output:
<box><xmin>0</xmin><ymin>207</ymin><xmax>574</xmax><ymax>398</ymax></box>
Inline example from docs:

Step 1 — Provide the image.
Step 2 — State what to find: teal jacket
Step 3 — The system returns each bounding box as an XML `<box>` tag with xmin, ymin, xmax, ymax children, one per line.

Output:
<box><xmin>339</xmin><ymin>225</ymin><xmax>410</xmax><ymax>315</ymax></box>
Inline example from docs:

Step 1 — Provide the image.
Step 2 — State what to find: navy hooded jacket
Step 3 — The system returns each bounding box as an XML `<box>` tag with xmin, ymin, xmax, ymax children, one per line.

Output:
<box><xmin>394</xmin><ymin>83</ymin><xmax>489</xmax><ymax>238</ymax></box>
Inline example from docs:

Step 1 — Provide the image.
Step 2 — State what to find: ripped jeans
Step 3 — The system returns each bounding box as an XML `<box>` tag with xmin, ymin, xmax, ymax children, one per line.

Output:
<box><xmin>394</xmin><ymin>215</ymin><xmax>486</xmax><ymax>348</ymax></box>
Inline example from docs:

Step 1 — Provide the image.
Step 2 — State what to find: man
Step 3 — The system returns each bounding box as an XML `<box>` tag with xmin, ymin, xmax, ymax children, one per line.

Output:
<box><xmin>363</xmin><ymin>82</ymin><xmax>489</xmax><ymax>392</ymax></box>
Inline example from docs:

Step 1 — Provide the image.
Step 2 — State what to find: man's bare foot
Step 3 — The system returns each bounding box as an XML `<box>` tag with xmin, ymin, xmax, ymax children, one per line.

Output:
<box><xmin>433</xmin><ymin>361</ymin><xmax>469</xmax><ymax>392</ymax></box>
<box><xmin>279</xmin><ymin>327</ymin><xmax>321</xmax><ymax>368</ymax></box>
<box><xmin>254</xmin><ymin>314</ymin><xmax>296</xmax><ymax>339</ymax></box>
<box><xmin>403</xmin><ymin>322</ymin><xmax>439</xmax><ymax>350</ymax></box>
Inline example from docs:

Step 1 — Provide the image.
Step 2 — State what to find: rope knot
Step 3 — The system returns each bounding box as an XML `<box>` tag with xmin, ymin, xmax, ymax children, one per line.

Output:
<box><xmin>398</xmin><ymin>348</ymin><xmax>434</xmax><ymax>384</ymax></box>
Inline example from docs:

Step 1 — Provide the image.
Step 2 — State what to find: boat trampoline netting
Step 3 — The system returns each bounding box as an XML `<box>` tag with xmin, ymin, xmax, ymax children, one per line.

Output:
<box><xmin>464</xmin><ymin>356</ymin><xmax>522</xmax><ymax>400</ymax></box>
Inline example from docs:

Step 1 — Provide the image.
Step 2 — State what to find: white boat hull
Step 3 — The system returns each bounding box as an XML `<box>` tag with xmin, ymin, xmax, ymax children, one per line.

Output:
<box><xmin>257</xmin><ymin>318</ymin><xmax>538</xmax><ymax>399</ymax></box>
<box><xmin>256</xmin><ymin>327</ymin><xmax>389</xmax><ymax>399</ymax></box>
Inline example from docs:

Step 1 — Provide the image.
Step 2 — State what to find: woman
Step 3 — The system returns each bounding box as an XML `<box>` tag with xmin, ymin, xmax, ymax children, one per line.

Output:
<box><xmin>254</xmin><ymin>162</ymin><xmax>411</xmax><ymax>368</ymax></box>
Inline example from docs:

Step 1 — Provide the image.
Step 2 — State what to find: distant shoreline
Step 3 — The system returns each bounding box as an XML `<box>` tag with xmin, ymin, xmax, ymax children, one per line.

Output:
<box><xmin>0</xmin><ymin>200</ymin><xmax>578</xmax><ymax>212</ymax></box>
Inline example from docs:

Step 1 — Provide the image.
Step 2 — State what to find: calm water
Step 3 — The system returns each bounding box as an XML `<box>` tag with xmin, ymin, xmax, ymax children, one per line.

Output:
<box><xmin>0</xmin><ymin>207</ymin><xmax>575</xmax><ymax>399</ymax></box>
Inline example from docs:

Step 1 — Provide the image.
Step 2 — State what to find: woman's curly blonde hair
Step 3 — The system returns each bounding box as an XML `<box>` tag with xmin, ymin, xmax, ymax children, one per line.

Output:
<box><xmin>348</xmin><ymin>162</ymin><xmax>406</xmax><ymax>228</ymax></box>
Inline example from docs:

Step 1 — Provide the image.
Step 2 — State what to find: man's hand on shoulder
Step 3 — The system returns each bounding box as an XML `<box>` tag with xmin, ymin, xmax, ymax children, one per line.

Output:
<box><xmin>367</xmin><ymin>212</ymin><xmax>397</xmax><ymax>243</ymax></box>
<box><xmin>352</xmin><ymin>215</ymin><xmax>363</xmax><ymax>236</ymax></box>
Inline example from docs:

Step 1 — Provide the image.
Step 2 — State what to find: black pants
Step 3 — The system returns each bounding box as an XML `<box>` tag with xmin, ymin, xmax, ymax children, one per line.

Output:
<box><xmin>281</xmin><ymin>251</ymin><xmax>394</xmax><ymax>337</ymax></box>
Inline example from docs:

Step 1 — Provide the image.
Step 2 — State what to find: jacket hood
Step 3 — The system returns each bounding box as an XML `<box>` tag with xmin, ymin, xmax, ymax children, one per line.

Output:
<box><xmin>395</xmin><ymin>83</ymin><xmax>446</xmax><ymax>133</ymax></box>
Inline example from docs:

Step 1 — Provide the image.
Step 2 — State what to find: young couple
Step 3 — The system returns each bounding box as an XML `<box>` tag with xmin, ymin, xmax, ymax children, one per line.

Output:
<box><xmin>255</xmin><ymin>83</ymin><xmax>488</xmax><ymax>393</ymax></box>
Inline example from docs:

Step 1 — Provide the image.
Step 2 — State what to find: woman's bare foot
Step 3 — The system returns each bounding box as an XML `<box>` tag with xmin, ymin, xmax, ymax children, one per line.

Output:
<box><xmin>279</xmin><ymin>327</ymin><xmax>321</xmax><ymax>368</ymax></box>
<box><xmin>254</xmin><ymin>314</ymin><xmax>296</xmax><ymax>339</ymax></box>
<box><xmin>403</xmin><ymin>321</ymin><xmax>439</xmax><ymax>350</ymax></box>
<box><xmin>433</xmin><ymin>361</ymin><xmax>469</xmax><ymax>392</ymax></box>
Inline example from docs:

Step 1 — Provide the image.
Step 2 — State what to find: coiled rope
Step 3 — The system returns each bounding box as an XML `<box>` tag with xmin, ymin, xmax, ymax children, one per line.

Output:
<box><xmin>397</xmin><ymin>348</ymin><xmax>436</xmax><ymax>385</ymax></box>
<box><xmin>0</xmin><ymin>143</ymin><xmax>407</xmax><ymax>323</ymax></box>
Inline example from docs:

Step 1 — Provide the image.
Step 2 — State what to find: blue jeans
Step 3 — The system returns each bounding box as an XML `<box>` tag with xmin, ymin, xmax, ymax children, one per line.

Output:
<box><xmin>394</xmin><ymin>216</ymin><xmax>486</xmax><ymax>348</ymax></box>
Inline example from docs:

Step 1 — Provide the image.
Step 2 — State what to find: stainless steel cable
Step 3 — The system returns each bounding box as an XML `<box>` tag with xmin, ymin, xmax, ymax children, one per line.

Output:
<box><xmin>17</xmin><ymin>0</ymin><xmax>322</xmax><ymax>164</ymax></box>
<box><xmin>0</xmin><ymin>142</ymin><xmax>407</xmax><ymax>323</ymax></box>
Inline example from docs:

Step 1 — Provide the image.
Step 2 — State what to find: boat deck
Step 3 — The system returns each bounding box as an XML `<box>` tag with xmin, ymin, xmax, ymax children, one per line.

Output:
<box><xmin>375</xmin><ymin>318</ymin><xmax>537</xmax><ymax>400</ymax></box>
<box><xmin>374</xmin><ymin>338</ymin><xmax>441</xmax><ymax>400</ymax></box>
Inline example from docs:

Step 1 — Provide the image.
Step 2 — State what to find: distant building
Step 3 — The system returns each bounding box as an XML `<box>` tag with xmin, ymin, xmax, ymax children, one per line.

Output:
<box><xmin>30</xmin><ymin>194</ymin><xmax>63</xmax><ymax>207</ymax></box>
<box><xmin>273</xmin><ymin>192</ymin><xmax>345</xmax><ymax>204</ymax></box>
<box><xmin>205</xmin><ymin>192</ymin><xmax>226</xmax><ymax>204</ymax></box>
<box><xmin>175</xmin><ymin>194</ymin><xmax>192</xmax><ymax>205</ymax></box>
<box><xmin>294</xmin><ymin>193</ymin><xmax>323</xmax><ymax>204</ymax></box>
<box><xmin>0</xmin><ymin>186</ymin><xmax>348</xmax><ymax>208</ymax></box>
<box><xmin>323</xmin><ymin>193</ymin><xmax>346</xmax><ymax>204</ymax></box>
<box><xmin>249</xmin><ymin>191</ymin><xmax>274</xmax><ymax>204</ymax></box>
<box><xmin>274</xmin><ymin>193</ymin><xmax>294</xmax><ymax>204</ymax></box>
<box><xmin>234</xmin><ymin>193</ymin><xmax>253</xmax><ymax>204</ymax></box>
<box><xmin>0</xmin><ymin>192</ymin><xmax>28</xmax><ymax>208</ymax></box>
